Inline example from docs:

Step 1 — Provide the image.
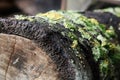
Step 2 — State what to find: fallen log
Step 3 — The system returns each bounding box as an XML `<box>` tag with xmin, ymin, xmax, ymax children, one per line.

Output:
<box><xmin>0</xmin><ymin>11</ymin><xmax>120</xmax><ymax>80</ymax></box>
<box><xmin>0</xmin><ymin>18</ymin><xmax>92</xmax><ymax>80</ymax></box>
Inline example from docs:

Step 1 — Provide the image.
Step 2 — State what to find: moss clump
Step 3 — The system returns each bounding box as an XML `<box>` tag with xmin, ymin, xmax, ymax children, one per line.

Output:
<box><xmin>15</xmin><ymin>11</ymin><xmax>120</xmax><ymax>80</ymax></box>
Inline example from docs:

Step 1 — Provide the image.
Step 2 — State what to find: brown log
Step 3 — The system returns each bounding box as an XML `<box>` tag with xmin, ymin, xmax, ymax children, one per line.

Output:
<box><xmin>0</xmin><ymin>33</ymin><xmax>92</xmax><ymax>80</ymax></box>
<box><xmin>0</xmin><ymin>18</ymin><xmax>93</xmax><ymax>80</ymax></box>
<box><xmin>0</xmin><ymin>11</ymin><xmax>120</xmax><ymax>80</ymax></box>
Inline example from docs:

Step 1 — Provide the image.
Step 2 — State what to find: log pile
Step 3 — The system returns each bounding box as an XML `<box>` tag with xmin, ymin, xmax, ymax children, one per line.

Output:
<box><xmin>0</xmin><ymin>11</ymin><xmax>120</xmax><ymax>80</ymax></box>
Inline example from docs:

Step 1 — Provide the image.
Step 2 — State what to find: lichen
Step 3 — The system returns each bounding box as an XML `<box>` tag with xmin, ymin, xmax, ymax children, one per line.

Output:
<box><xmin>15</xmin><ymin>15</ymin><xmax>34</xmax><ymax>21</ymax></box>
<box><xmin>36</xmin><ymin>11</ymin><xmax>63</xmax><ymax>20</ymax></box>
<box><xmin>15</xmin><ymin>11</ymin><xmax>120</xmax><ymax>79</ymax></box>
<box><xmin>35</xmin><ymin>11</ymin><xmax>120</xmax><ymax>79</ymax></box>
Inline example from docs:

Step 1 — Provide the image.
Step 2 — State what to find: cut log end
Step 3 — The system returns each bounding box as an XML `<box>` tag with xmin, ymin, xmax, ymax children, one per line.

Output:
<box><xmin>0</xmin><ymin>33</ymin><xmax>59</xmax><ymax>80</ymax></box>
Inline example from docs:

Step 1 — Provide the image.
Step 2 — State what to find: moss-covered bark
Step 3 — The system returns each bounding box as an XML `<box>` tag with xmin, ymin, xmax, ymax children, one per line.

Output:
<box><xmin>0</xmin><ymin>11</ymin><xmax>120</xmax><ymax>80</ymax></box>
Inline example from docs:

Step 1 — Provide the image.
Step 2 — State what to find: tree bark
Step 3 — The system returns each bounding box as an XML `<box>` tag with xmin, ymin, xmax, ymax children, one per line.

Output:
<box><xmin>0</xmin><ymin>18</ymin><xmax>93</xmax><ymax>80</ymax></box>
<box><xmin>0</xmin><ymin>12</ymin><xmax>119</xmax><ymax>80</ymax></box>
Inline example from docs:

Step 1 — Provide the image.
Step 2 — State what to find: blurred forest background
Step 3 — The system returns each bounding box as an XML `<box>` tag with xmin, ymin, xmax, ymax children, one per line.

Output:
<box><xmin>0</xmin><ymin>0</ymin><xmax>120</xmax><ymax>17</ymax></box>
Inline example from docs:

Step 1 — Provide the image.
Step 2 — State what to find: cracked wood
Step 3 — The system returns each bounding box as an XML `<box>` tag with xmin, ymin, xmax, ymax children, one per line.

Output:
<box><xmin>0</xmin><ymin>33</ymin><xmax>59</xmax><ymax>80</ymax></box>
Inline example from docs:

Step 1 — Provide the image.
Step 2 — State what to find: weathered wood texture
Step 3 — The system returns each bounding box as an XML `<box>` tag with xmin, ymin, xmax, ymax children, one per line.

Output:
<box><xmin>0</xmin><ymin>34</ymin><xmax>59</xmax><ymax>80</ymax></box>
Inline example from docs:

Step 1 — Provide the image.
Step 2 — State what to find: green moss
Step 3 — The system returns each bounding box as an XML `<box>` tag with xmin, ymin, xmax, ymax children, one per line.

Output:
<box><xmin>15</xmin><ymin>15</ymin><xmax>34</xmax><ymax>21</ymax></box>
<box><xmin>35</xmin><ymin>11</ymin><xmax>120</xmax><ymax>79</ymax></box>
<box><xmin>15</xmin><ymin>11</ymin><xmax>120</xmax><ymax>79</ymax></box>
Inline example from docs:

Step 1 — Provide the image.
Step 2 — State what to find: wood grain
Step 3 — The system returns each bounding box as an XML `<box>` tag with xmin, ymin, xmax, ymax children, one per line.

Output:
<box><xmin>0</xmin><ymin>33</ymin><xmax>59</xmax><ymax>80</ymax></box>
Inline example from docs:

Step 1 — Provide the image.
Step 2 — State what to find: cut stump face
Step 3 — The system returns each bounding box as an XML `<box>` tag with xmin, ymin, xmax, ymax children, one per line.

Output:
<box><xmin>0</xmin><ymin>33</ymin><xmax>59</xmax><ymax>80</ymax></box>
